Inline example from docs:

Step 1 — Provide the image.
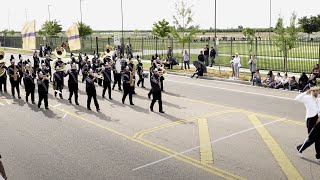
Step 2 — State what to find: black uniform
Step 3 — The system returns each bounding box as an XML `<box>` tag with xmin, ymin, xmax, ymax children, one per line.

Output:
<box><xmin>23</xmin><ymin>69</ymin><xmax>36</xmax><ymax>103</ymax></box>
<box><xmin>112</xmin><ymin>62</ymin><xmax>122</xmax><ymax>91</ymax></box>
<box><xmin>0</xmin><ymin>66</ymin><xmax>8</xmax><ymax>93</ymax></box>
<box><xmin>150</xmin><ymin>74</ymin><xmax>163</xmax><ymax>112</ymax></box>
<box><xmin>136</xmin><ymin>62</ymin><xmax>145</xmax><ymax>88</ymax></box>
<box><xmin>53</xmin><ymin>71</ymin><xmax>64</xmax><ymax>98</ymax></box>
<box><xmin>128</xmin><ymin>63</ymin><xmax>136</xmax><ymax>93</ymax></box>
<box><xmin>78</xmin><ymin>54</ymin><xmax>85</xmax><ymax>75</ymax></box>
<box><xmin>17</xmin><ymin>61</ymin><xmax>23</xmax><ymax>85</ymax></box>
<box><xmin>37</xmin><ymin>76</ymin><xmax>49</xmax><ymax>109</ymax></box>
<box><xmin>7</xmin><ymin>65</ymin><xmax>21</xmax><ymax>98</ymax></box>
<box><xmin>102</xmin><ymin>67</ymin><xmax>112</xmax><ymax>99</ymax></box>
<box><xmin>33</xmin><ymin>55</ymin><xmax>40</xmax><ymax>72</ymax></box>
<box><xmin>82</xmin><ymin>63</ymin><xmax>91</xmax><ymax>83</ymax></box>
<box><xmin>86</xmin><ymin>75</ymin><xmax>100</xmax><ymax>111</ymax></box>
<box><xmin>41</xmin><ymin>58</ymin><xmax>53</xmax><ymax>81</ymax></box>
<box><xmin>65</xmin><ymin>69</ymin><xmax>79</xmax><ymax>104</ymax></box>
<box><xmin>122</xmin><ymin>71</ymin><xmax>134</xmax><ymax>105</ymax></box>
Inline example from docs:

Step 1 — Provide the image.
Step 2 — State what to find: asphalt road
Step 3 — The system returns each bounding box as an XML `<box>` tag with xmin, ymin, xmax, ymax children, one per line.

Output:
<box><xmin>0</xmin><ymin>53</ymin><xmax>319</xmax><ymax>180</ymax></box>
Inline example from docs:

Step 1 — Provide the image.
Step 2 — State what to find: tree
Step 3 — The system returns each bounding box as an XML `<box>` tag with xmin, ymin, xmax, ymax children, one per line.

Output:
<box><xmin>242</xmin><ymin>28</ymin><xmax>256</xmax><ymax>56</ymax></box>
<box><xmin>1</xmin><ymin>29</ymin><xmax>8</xmax><ymax>36</ymax></box>
<box><xmin>77</xmin><ymin>22</ymin><xmax>93</xmax><ymax>38</ymax></box>
<box><xmin>8</xmin><ymin>30</ymin><xmax>15</xmax><ymax>36</ymax></box>
<box><xmin>152</xmin><ymin>19</ymin><xmax>172</xmax><ymax>56</ymax></box>
<box><xmin>152</xmin><ymin>19</ymin><xmax>171</xmax><ymax>38</ymax></box>
<box><xmin>133</xmin><ymin>29</ymin><xmax>140</xmax><ymax>37</ymax></box>
<box><xmin>298</xmin><ymin>15</ymin><xmax>320</xmax><ymax>40</ymax></box>
<box><xmin>238</xmin><ymin>25</ymin><xmax>244</xmax><ymax>30</ymax></box>
<box><xmin>171</xmin><ymin>0</ymin><xmax>199</xmax><ymax>69</ymax></box>
<box><xmin>40</xmin><ymin>20</ymin><xmax>62</xmax><ymax>37</ymax></box>
<box><xmin>274</xmin><ymin>12</ymin><xmax>298</xmax><ymax>72</ymax></box>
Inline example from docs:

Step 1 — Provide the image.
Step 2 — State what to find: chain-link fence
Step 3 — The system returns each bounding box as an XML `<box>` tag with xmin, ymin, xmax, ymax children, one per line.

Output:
<box><xmin>1</xmin><ymin>36</ymin><xmax>319</xmax><ymax>73</ymax></box>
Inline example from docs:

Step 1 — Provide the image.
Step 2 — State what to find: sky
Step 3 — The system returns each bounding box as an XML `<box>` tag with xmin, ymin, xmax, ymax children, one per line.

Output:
<box><xmin>0</xmin><ymin>0</ymin><xmax>319</xmax><ymax>31</ymax></box>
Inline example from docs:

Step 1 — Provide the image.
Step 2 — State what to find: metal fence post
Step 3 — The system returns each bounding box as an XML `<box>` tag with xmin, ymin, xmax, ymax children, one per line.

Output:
<box><xmin>108</xmin><ymin>37</ymin><xmax>110</xmax><ymax>45</ymax></box>
<box><xmin>90</xmin><ymin>36</ymin><xmax>93</xmax><ymax>52</ymax></box>
<box><xmin>141</xmin><ymin>37</ymin><xmax>144</xmax><ymax>59</ymax></box>
<box><xmin>96</xmin><ymin>37</ymin><xmax>99</xmax><ymax>55</ymax></box>
<box><xmin>230</xmin><ymin>38</ymin><xmax>233</xmax><ymax>57</ymax></box>
<box><xmin>255</xmin><ymin>37</ymin><xmax>258</xmax><ymax>55</ymax></box>
<box><xmin>318</xmin><ymin>41</ymin><xmax>320</xmax><ymax>65</ymax></box>
<box><xmin>156</xmin><ymin>38</ymin><xmax>158</xmax><ymax>55</ymax></box>
<box><xmin>188</xmin><ymin>37</ymin><xmax>191</xmax><ymax>61</ymax></box>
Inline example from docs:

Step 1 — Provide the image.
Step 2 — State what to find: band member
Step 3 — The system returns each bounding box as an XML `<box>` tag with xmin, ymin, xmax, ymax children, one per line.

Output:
<box><xmin>150</xmin><ymin>69</ymin><xmax>164</xmax><ymax>113</ymax></box>
<box><xmin>38</xmin><ymin>63</ymin><xmax>50</xmax><ymax>75</ymax></box>
<box><xmin>33</xmin><ymin>51</ymin><xmax>40</xmax><ymax>73</ymax></box>
<box><xmin>23</xmin><ymin>64</ymin><xmax>36</xmax><ymax>104</ymax></box>
<box><xmin>54</xmin><ymin>58</ymin><xmax>65</xmax><ymax>69</ymax></box>
<box><xmin>8</xmin><ymin>56</ymin><xmax>21</xmax><ymax>98</ymax></box>
<box><xmin>102</xmin><ymin>63</ymin><xmax>113</xmax><ymax>100</ymax></box>
<box><xmin>160</xmin><ymin>67</ymin><xmax>165</xmax><ymax>92</ymax></box>
<box><xmin>78</xmin><ymin>52</ymin><xmax>85</xmax><ymax>75</ymax></box>
<box><xmin>92</xmin><ymin>53</ymin><xmax>98</xmax><ymax>65</ymax></box>
<box><xmin>53</xmin><ymin>66</ymin><xmax>64</xmax><ymax>99</ymax></box>
<box><xmin>86</xmin><ymin>70</ymin><xmax>100</xmax><ymax>111</ymax></box>
<box><xmin>136</xmin><ymin>56</ymin><xmax>145</xmax><ymax>88</ymax></box>
<box><xmin>296</xmin><ymin>87</ymin><xmax>320</xmax><ymax>161</ymax></box>
<box><xmin>70</xmin><ymin>53</ymin><xmax>78</xmax><ymax>65</ymax></box>
<box><xmin>41</xmin><ymin>54</ymin><xmax>53</xmax><ymax>82</ymax></box>
<box><xmin>17</xmin><ymin>54</ymin><xmax>24</xmax><ymax>85</ymax></box>
<box><xmin>122</xmin><ymin>66</ymin><xmax>134</xmax><ymax>105</ymax></box>
<box><xmin>128</xmin><ymin>58</ymin><xmax>136</xmax><ymax>94</ymax></box>
<box><xmin>82</xmin><ymin>60</ymin><xmax>91</xmax><ymax>83</ymax></box>
<box><xmin>0</xmin><ymin>155</ymin><xmax>7</xmax><ymax>180</ymax></box>
<box><xmin>0</xmin><ymin>62</ymin><xmax>7</xmax><ymax>93</ymax></box>
<box><xmin>112</xmin><ymin>58</ymin><xmax>122</xmax><ymax>91</ymax></box>
<box><xmin>37</xmin><ymin>71</ymin><xmax>49</xmax><ymax>110</ymax></box>
<box><xmin>65</xmin><ymin>64</ymin><xmax>79</xmax><ymax>105</ymax></box>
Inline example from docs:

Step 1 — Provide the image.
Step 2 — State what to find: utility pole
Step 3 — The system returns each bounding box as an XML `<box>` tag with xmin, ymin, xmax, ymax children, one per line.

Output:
<box><xmin>269</xmin><ymin>0</ymin><xmax>272</xmax><ymax>41</ymax></box>
<box><xmin>48</xmin><ymin>5</ymin><xmax>52</xmax><ymax>21</ymax></box>
<box><xmin>80</xmin><ymin>0</ymin><xmax>83</xmax><ymax>23</ymax></box>
<box><xmin>121</xmin><ymin>0</ymin><xmax>124</xmax><ymax>47</ymax></box>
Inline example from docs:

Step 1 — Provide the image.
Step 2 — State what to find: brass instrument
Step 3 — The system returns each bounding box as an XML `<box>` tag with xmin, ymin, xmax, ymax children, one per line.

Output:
<box><xmin>130</xmin><ymin>64</ymin><xmax>136</xmax><ymax>87</ymax></box>
<box><xmin>0</xmin><ymin>51</ymin><xmax>5</xmax><ymax>77</ymax></box>
<box><xmin>92</xmin><ymin>73</ymin><xmax>104</xmax><ymax>80</ymax></box>
<box><xmin>54</xmin><ymin>47</ymin><xmax>67</xmax><ymax>58</ymax></box>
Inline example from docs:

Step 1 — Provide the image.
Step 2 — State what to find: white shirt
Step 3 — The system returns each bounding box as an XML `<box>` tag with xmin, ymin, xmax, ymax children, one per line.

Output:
<box><xmin>233</xmin><ymin>56</ymin><xmax>241</xmax><ymax>64</ymax></box>
<box><xmin>295</xmin><ymin>92</ymin><xmax>320</xmax><ymax>120</ymax></box>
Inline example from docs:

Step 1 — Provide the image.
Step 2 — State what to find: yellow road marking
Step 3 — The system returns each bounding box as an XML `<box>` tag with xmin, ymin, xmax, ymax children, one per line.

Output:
<box><xmin>248</xmin><ymin>114</ymin><xmax>303</xmax><ymax>180</ymax></box>
<box><xmin>133</xmin><ymin>110</ymin><xmax>238</xmax><ymax>139</ymax></box>
<box><xmin>197</xmin><ymin>117</ymin><xmax>214</xmax><ymax>164</ymax></box>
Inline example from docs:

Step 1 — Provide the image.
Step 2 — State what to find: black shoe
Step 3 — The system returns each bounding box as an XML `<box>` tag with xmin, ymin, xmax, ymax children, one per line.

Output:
<box><xmin>12</xmin><ymin>96</ymin><xmax>16</xmax><ymax>99</ymax></box>
<box><xmin>142</xmin><ymin>86</ymin><xmax>146</xmax><ymax>88</ymax></box>
<box><xmin>122</xmin><ymin>100</ymin><xmax>125</xmax><ymax>104</ymax></box>
<box><xmin>26</xmin><ymin>98</ymin><xmax>28</xmax><ymax>103</ymax></box>
<box><xmin>69</xmin><ymin>100</ymin><xmax>72</xmax><ymax>104</ymax></box>
<box><xmin>148</xmin><ymin>95</ymin><xmax>151</xmax><ymax>99</ymax></box>
<box><xmin>112</xmin><ymin>87</ymin><xmax>115</xmax><ymax>90</ymax></box>
<box><xmin>60</xmin><ymin>96</ymin><xmax>63</xmax><ymax>99</ymax></box>
<box><xmin>159</xmin><ymin>111</ymin><xmax>165</xmax><ymax>114</ymax></box>
<box><xmin>87</xmin><ymin>107</ymin><xmax>91</xmax><ymax>111</ymax></box>
<box><xmin>96</xmin><ymin>108</ymin><xmax>100</xmax><ymax>112</ymax></box>
<box><xmin>109</xmin><ymin>98</ymin><xmax>113</xmax><ymax>100</ymax></box>
<box><xmin>4</xmin><ymin>91</ymin><xmax>7</xmax><ymax>93</ymax></box>
<box><xmin>137</xmin><ymin>83</ymin><xmax>140</xmax><ymax>87</ymax></box>
<box><xmin>150</xmin><ymin>107</ymin><xmax>153</xmax><ymax>112</ymax></box>
<box><xmin>102</xmin><ymin>95</ymin><xmax>105</xmax><ymax>98</ymax></box>
<box><xmin>130</xmin><ymin>103</ymin><xmax>135</xmax><ymax>106</ymax></box>
<box><xmin>119</xmin><ymin>89</ymin><xmax>123</xmax><ymax>91</ymax></box>
<box><xmin>18</xmin><ymin>96</ymin><xmax>21</xmax><ymax>99</ymax></box>
<box><xmin>32</xmin><ymin>101</ymin><xmax>35</xmax><ymax>105</ymax></box>
<box><xmin>45</xmin><ymin>107</ymin><xmax>49</xmax><ymax>110</ymax></box>
<box><xmin>75</xmin><ymin>102</ymin><xmax>79</xmax><ymax>105</ymax></box>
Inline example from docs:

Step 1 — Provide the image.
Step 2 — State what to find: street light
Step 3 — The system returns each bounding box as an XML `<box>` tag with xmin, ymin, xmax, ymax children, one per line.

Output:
<box><xmin>48</xmin><ymin>5</ymin><xmax>52</xmax><ymax>21</ymax></box>
<box><xmin>80</xmin><ymin>0</ymin><xmax>83</xmax><ymax>23</ymax></box>
<box><xmin>121</xmin><ymin>0</ymin><xmax>124</xmax><ymax>49</ymax></box>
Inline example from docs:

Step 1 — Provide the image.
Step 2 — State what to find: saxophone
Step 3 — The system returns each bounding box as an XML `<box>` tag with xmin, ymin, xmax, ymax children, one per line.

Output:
<box><xmin>13</xmin><ymin>65</ymin><xmax>18</xmax><ymax>81</ymax></box>
<box><xmin>130</xmin><ymin>64</ymin><xmax>135</xmax><ymax>87</ymax></box>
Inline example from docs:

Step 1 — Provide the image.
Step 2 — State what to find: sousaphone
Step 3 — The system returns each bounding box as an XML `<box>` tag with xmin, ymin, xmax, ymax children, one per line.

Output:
<box><xmin>53</xmin><ymin>47</ymin><xmax>67</xmax><ymax>71</ymax></box>
<box><xmin>0</xmin><ymin>51</ymin><xmax>6</xmax><ymax>77</ymax></box>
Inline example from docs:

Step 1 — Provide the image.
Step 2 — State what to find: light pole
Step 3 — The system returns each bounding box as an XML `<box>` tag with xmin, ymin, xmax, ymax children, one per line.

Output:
<box><xmin>269</xmin><ymin>0</ymin><xmax>272</xmax><ymax>41</ymax></box>
<box><xmin>25</xmin><ymin>8</ymin><xmax>28</xmax><ymax>21</ymax></box>
<box><xmin>80</xmin><ymin>0</ymin><xmax>83</xmax><ymax>23</ymax></box>
<box><xmin>121</xmin><ymin>0</ymin><xmax>124</xmax><ymax>49</ymax></box>
<box><xmin>48</xmin><ymin>5</ymin><xmax>52</xmax><ymax>21</ymax></box>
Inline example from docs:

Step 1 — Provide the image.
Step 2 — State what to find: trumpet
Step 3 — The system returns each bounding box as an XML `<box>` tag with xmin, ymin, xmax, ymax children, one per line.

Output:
<box><xmin>92</xmin><ymin>72</ymin><xmax>104</xmax><ymax>80</ymax></box>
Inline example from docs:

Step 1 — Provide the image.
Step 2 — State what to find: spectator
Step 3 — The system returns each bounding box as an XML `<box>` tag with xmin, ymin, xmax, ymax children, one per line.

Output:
<box><xmin>230</xmin><ymin>55</ymin><xmax>235</xmax><ymax>78</ymax></box>
<box><xmin>311</xmin><ymin>64</ymin><xmax>320</xmax><ymax>78</ymax></box>
<box><xmin>203</xmin><ymin>45</ymin><xmax>209</xmax><ymax>66</ymax></box>
<box><xmin>0</xmin><ymin>155</ymin><xmax>7</xmax><ymax>180</ymax></box>
<box><xmin>198</xmin><ymin>51</ymin><xmax>204</xmax><ymax>63</ymax></box>
<box><xmin>288</xmin><ymin>76</ymin><xmax>299</xmax><ymax>91</ymax></box>
<box><xmin>233</xmin><ymin>53</ymin><xmax>241</xmax><ymax>80</ymax></box>
<box><xmin>248</xmin><ymin>55</ymin><xmax>257</xmax><ymax>81</ymax></box>
<box><xmin>209</xmin><ymin>47</ymin><xmax>216</xmax><ymax>67</ymax></box>
<box><xmin>252</xmin><ymin>69</ymin><xmax>262</xmax><ymax>86</ymax></box>
<box><xmin>275</xmin><ymin>73</ymin><xmax>289</xmax><ymax>89</ymax></box>
<box><xmin>167</xmin><ymin>46</ymin><xmax>173</xmax><ymax>59</ymax></box>
<box><xmin>263</xmin><ymin>71</ymin><xmax>275</xmax><ymax>88</ymax></box>
<box><xmin>183</xmin><ymin>50</ymin><xmax>190</xmax><ymax>70</ymax></box>
<box><xmin>298</xmin><ymin>72</ymin><xmax>309</xmax><ymax>91</ymax></box>
<box><xmin>274</xmin><ymin>72</ymin><xmax>283</xmax><ymax>87</ymax></box>
<box><xmin>302</xmin><ymin>75</ymin><xmax>316</xmax><ymax>92</ymax></box>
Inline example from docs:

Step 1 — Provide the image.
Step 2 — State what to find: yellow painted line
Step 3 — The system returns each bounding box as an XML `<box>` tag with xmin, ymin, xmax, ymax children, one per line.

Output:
<box><xmin>197</xmin><ymin>117</ymin><xmax>214</xmax><ymax>164</ymax></box>
<box><xmin>256</xmin><ymin>114</ymin><xmax>305</xmax><ymax>127</ymax></box>
<box><xmin>133</xmin><ymin>110</ymin><xmax>238</xmax><ymax>139</ymax></box>
<box><xmin>137</xmin><ymin>138</ymin><xmax>245</xmax><ymax>180</ymax></box>
<box><xmin>248</xmin><ymin>114</ymin><xmax>303</xmax><ymax>180</ymax></box>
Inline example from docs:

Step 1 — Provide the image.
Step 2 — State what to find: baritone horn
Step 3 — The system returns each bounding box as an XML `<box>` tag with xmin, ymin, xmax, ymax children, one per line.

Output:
<box><xmin>54</xmin><ymin>47</ymin><xmax>67</xmax><ymax>58</ymax></box>
<box><xmin>0</xmin><ymin>51</ymin><xmax>4</xmax><ymax>61</ymax></box>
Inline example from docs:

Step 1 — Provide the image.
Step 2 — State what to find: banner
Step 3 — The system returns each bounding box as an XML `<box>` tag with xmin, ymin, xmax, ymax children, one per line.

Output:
<box><xmin>66</xmin><ymin>24</ymin><xmax>81</xmax><ymax>51</ymax></box>
<box><xmin>114</xmin><ymin>33</ymin><xmax>121</xmax><ymax>46</ymax></box>
<box><xmin>21</xmin><ymin>20</ymin><xmax>36</xmax><ymax>50</ymax></box>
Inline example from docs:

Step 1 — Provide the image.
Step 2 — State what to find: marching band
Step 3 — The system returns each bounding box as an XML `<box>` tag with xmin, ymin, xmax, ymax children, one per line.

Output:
<box><xmin>0</xmin><ymin>45</ymin><xmax>166</xmax><ymax>113</ymax></box>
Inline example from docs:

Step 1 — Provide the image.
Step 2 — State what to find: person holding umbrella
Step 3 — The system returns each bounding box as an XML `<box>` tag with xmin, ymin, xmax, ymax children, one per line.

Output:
<box><xmin>295</xmin><ymin>85</ymin><xmax>320</xmax><ymax>161</ymax></box>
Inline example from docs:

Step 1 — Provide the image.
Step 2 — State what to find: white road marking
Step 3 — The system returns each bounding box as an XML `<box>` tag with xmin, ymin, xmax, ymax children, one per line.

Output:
<box><xmin>0</xmin><ymin>102</ymin><xmax>4</xmax><ymax>106</ymax></box>
<box><xmin>167</xmin><ymin>79</ymin><xmax>295</xmax><ymax>101</ymax></box>
<box><xmin>63</xmin><ymin>113</ymin><xmax>68</xmax><ymax>118</ymax></box>
<box><xmin>132</xmin><ymin>118</ymin><xmax>286</xmax><ymax>171</ymax></box>
<box><xmin>52</xmin><ymin>103</ymin><xmax>62</xmax><ymax>107</ymax></box>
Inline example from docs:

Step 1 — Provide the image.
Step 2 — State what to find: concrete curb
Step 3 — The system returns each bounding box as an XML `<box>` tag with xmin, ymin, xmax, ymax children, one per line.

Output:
<box><xmin>167</xmin><ymin>72</ymin><xmax>252</xmax><ymax>85</ymax></box>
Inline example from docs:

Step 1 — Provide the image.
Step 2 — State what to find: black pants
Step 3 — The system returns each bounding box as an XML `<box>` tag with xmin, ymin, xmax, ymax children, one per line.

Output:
<box><xmin>297</xmin><ymin>115</ymin><xmax>320</xmax><ymax>159</ymax></box>
<box><xmin>10</xmin><ymin>80</ymin><xmax>20</xmax><ymax>97</ymax></box>
<box><xmin>0</xmin><ymin>76</ymin><xmax>7</xmax><ymax>92</ymax></box>
<box><xmin>148</xmin><ymin>89</ymin><xmax>152</xmax><ymax>98</ymax></box>
<box><xmin>102</xmin><ymin>81</ymin><xmax>112</xmax><ymax>99</ymax></box>
<box><xmin>69</xmin><ymin>86</ymin><xmax>78</xmax><ymax>103</ymax></box>
<box><xmin>137</xmin><ymin>75</ymin><xmax>144</xmax><ymax>87</ymax></box>
<box><xmin>26</xmin><ymin>85</ymin><xmax>35</xmax><ymax>102</ymax></box>
<box><xmin>160</xmin><ymin>78</ymin><xmax>164</xmax><ymax>91</ymax></box>
<box><xmin>98</xmin><ymin>79</ymin><xmax>103</xmax><ymax>86</ymax></box>
<box><xmin>113</xmin><ymin>73</ymin><xmax>122</xmax><ymax>90</ymax></box>
<box><xmin>184</xmin><ymin>61</ymin><xmax>190</xmax><ymax>69</ymax></box>
<box><xmin>38</xmin><ymin>92</ymin><xmax>48</xmax><ymax>108</ymax></box>
<box><xmin>122</xmin><ymin>87</ymin><xmax>133</xmax><ymax>104</ymax></box>
<box><xmin>150</xmin><ymin>91</ymin><xmax>163</xmax><ymax>112</ymax></box>
<box><xmin>251</xmin><ymin>72</ymin><xmax>255</xmax><ymax>81</ymax></box>
<box><xmin>87</xmin><ymin>91</ymin><xmax>99</xmax><ymax>109</ymax></box>
<box><xmin>54</xmin><ymin>83</ymin><xmax>63</xmax><ymax>98</ymax></box>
